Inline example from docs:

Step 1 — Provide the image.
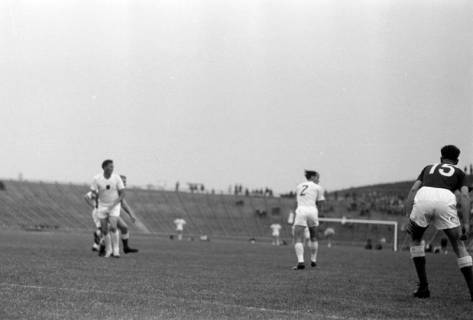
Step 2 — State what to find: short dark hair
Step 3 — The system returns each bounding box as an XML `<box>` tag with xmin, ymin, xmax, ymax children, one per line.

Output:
<box><xmin>305</xmin><ymin>170</ymin><xmax>318</xmax><ymax>180</ymax></box>
<box><xmin>102</xmin><ymin>159</ymin><xmax>113</xmax><ymax>169</ymax></box>
<box><xmin>441</xmin><ymin>145</ymin><xmax>460</xmax><ymax>161</ymax></box>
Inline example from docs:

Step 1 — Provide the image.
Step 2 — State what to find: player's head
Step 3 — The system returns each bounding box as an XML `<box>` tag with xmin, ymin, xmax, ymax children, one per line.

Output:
<box><xmin>305</xmin><ymin>170</ymin><xmax>319</xmax><ymax>182</ymax></box>
<box><xmin>440</xmin><ymin>145</ymin><xmax>460</xmax><ymax>164</ymax></box>
<box><xmin>120</xmin><ymin>175</ymin><xmax>127</xmax><ymax>187</ymax></box>
<box><xmin>101</xmin><ymin>159</ymin><xmax>114</xmax><ymax>174</ymax></box>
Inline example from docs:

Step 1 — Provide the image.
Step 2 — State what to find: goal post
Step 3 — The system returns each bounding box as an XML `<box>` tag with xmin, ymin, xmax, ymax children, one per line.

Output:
<box><xmin>319</xmin><ymin>217</ymin><xmax>399</xmax><ymax>252</ymax></box>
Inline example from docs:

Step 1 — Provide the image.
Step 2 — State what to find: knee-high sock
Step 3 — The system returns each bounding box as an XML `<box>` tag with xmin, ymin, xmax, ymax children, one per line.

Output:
<box><xmin>295</xmin><ymin>242</ymin><xmax>304</xmax><ymax>263</ymax></box>
<box><xmin>410</xmin><ymin>245</ymin><xmax>427</xmax><ymax>287</ymax></box>
<box><xmin>309</xmin><ymin>241</ymin><xmax>319</xmax><ymax>262</ymax></box>
<box><xmin>111</xmin><ymin>231</ymin><xmax>120</xmax><ymax>255</ymax></box>
<box><xmin>458</xmin><ymin>256</ymin><xmax>473</xmax><ymax>299</ymax></box>
<box><xmin>104</xmin><ymin>234</ymin><xmax>112</xmax><ymax>254</ymax></box>
<box><xmin>121</xmin><ymin>232</ymin><xmax>129</xmax><ymax>248</ymax></box>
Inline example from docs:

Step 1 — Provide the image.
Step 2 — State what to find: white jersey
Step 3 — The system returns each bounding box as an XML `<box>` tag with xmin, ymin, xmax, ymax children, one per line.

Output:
<box><xmin>90</xmin><ymin>173</ymin><xmax>125</xmax><ymax>207</ymax></box>
<box><xmin>174</xmin><ymin>218</ymin><xmax>186</xmax><ymax>231</ymax></box>
<box><xmin>270</xmin><ymin>223</ymin><xmax>282</xmax><ymax>236</ymax></box>
<box><xmin>296</xmin><ymin>181</ymin><xmax>325</xmax><ymax>208</ymax></box>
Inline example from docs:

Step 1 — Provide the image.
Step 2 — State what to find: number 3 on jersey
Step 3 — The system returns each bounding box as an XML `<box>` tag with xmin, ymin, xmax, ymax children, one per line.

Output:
<box><xmin>429</xmin><ymin>163</ymin><xmax>455</xmax><ymax>177</ymax></box>
<box><xmin>299</xmin><ymin>185</ymin><xmax>309</xmax><ymax>196</ymax></box>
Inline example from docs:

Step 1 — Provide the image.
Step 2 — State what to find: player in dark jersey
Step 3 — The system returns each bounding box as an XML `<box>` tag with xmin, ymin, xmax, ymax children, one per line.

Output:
<box><xmin>405</xmin><ymin>145</ymin><xmax>473</xmax><ymax>300</ymax></box>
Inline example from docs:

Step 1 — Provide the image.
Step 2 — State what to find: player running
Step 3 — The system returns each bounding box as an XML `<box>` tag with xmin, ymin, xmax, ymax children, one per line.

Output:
<box><xmin>405</xmin><ymin>145</ymin><xmax>473</xmax><ymax>300</ymax></box>
<box><xmin>293</xmin><ymin>170</ymin><xmax>325</xmax><ymax>270</ymax></box>
<box><xmin>90</xmin><ymin>159</ymin><xmax>126</xmax><ymax>258</ymax></box>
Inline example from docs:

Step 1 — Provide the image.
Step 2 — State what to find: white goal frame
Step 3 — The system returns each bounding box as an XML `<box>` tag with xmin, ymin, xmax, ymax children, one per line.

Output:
<box><xmin>319</xmin><ymin>217</ymin><xmax>399</xmax><ymax>252</ymax></box>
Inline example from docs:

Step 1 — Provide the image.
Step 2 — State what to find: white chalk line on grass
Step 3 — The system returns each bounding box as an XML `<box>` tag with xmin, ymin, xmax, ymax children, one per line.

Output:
<box><xmin>0</xmin><ymin>282</ymin><xmax>346</xmax><ymax>319</ymax></box>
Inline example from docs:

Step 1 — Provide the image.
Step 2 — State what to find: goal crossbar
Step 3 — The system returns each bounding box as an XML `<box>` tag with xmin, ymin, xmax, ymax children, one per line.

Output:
<box><xmin>319</xmin><ymin>217</ymin><xmax>399</xmax><ymax>252</ymax></box>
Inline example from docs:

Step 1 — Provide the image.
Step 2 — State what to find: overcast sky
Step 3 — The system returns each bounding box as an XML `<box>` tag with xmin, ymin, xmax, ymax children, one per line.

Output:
<box><xmin>0</xmin><ymin>0</ymin><xmax>472</xmax><ymax>192</ymax></box>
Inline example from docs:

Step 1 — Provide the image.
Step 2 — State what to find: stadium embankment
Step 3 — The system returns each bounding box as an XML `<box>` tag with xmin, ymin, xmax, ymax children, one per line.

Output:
<box><xmin>0</xmin><ymin>180</ymin><xmax>294</xmax><ymax>239</ymax></box>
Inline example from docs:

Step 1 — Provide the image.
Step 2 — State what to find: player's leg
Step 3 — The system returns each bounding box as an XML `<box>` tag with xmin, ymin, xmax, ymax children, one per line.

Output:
<box><xmin>117</xmin><ymin>217</ymin><xmax>138</xmax><ymax>254</ymax></box>
<box><xmin>293</xmin><ymin>225</ymin><xmax>306</xmax><ymax>269</ymax></box>
<box><xmin>307</xmin><ymin>210</ymin><xmax>319</xmax><ymax>267</ymax></box>
<box><xmin>435</xmin><ymin>200</ymin><xmax>473</xmax><ymax>300</ymax></box>
<box><xmin>177</xmin><ymin>229</ymin><xmax>183</xmax><ymax>240</ymax></box>
<box><xmin>108</xmin><ymin>216</ymin><xmax>120</xmax><ymax>258</ymax></box>
<box><xmin>304</xmin><ymin>228</ymin><xmax>310</xmax><ymax>247</ymax></box>
<box><xmin>276</xmin><ymin>234</ymin><xmax>280</xmax><ymax>246</ymax></box>
<box><xmin>444</xmin><ymin>227</ymin><xmax>473</xmax><ymax>300</ymax></box>
<box><xmin>100</xmin><ymin>217</ymin><xmax>112</xmax><ymax>258</ymax></box>
<box><xmin>407</xmin><ymin>219</ymin><xmax>429</xmax><ymax>297</ymax></box>
<box><xmin>92</xmin><ymin>209</ymin><xmax>101</xmax><ymax>251</ymax></box>
<box><xmin>292</xmin><ymin>209</ymin><xmax>308</xmax><ymax>269</ymax></box>
<box><xmin>308</xmin><ymin>226</ymin><xmax>319</xmax><ymax>267</ymax></box>
<box><xmin>407</xmin><ymin>200</ymin><xmax>430</xmax><ymax>298</ymax></box>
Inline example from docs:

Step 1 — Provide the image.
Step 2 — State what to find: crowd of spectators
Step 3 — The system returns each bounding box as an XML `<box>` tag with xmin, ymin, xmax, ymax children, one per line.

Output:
<box><xmin>330</xmin><ymin>191</ymin><xmax>405</xmax><ymax>217</ymax></box>
<box><xmin>173</xmin><ymin>181</ymin><xmax>275</xmax><ymax>197</ymax></box>
<box><xmin>232</xmin><ymin>184</ymin><xmax>274</xmax><ymax>197</ymax></box>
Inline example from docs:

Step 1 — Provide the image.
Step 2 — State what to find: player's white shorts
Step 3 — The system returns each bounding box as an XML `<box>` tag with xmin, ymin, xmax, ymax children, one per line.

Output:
<box><xmin>410</xmin><ymin>187</ymin><xmax>460</xmax><ymax>230</ymax></box>
<box><xmin>294</xmin><ymin>206</ymin><xmax>319</xmax><ymax>228</ymax></box>
<box><xmin>91</xmin><ymin>209</ymin><xmax>100</xmax><ymax>228</ymax></box>
<box><xmin>96</xmin><ymin>204</ymin><xmax>121</xmax><ymax>220</ymax></box>
<box><xmin>272</xmin><ymin>231</ymin><xmax>280</xmax><ymax>237</ymax></box>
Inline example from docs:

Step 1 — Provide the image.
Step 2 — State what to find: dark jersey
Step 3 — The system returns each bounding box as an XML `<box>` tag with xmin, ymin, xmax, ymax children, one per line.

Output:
<box><xmin>417</xmin><ymin>163</ymin><xmax>466</xmax><ymax>193</ymax></box>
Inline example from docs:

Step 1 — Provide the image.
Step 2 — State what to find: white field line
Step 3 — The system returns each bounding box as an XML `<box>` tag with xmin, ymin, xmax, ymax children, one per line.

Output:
<box><xmin>0</xmin><ymin>282</ymin><xmax>346</xmax><ymax>318</ymax></box>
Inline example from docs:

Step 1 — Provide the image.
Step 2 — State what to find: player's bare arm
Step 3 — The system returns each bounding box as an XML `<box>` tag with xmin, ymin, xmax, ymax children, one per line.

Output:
<box><xmin>405</xmin><ymin>180</ymin><xmax>422</xmax><ymax>216</ymax></box>
<box><xmin>460</xmin><ymin>186</ymin><xmax>471</xmax><ymax>236</ymax></box>
<box><xmin>84</xmin><ymin>193</ymin><xmax>95</xmax><ymax>209</ymax></box>
<box><xmin>121</xmin><ymin>198</ymin><xmax>136</xmax><ymax>223</ymax></box>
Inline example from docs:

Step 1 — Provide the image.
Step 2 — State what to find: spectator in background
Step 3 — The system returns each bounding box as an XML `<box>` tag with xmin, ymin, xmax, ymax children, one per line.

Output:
<box><xmin>175</xmin><ymin>181</ymin><xmax>180</xmax><ymax>192</ymax></box>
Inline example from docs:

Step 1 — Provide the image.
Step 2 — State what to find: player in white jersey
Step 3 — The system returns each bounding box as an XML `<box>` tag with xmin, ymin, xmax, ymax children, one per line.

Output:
<box><xmin>90</xmin><ymin>159</ymin><xmax>125</xmax><ymax>258</ymax></box>
<box><xmin>174</xmin><ymin>218</ymin><xmax>186</xmax><ymax>240</ymax></box>
<box><xmin>293</xmin><ymin>170</ymin><xmax>325</xmax><ymax>270</ymax></box>
<box><xmin>270</xmin><ymin>223</ymin><xmax>282</xmax><ymax>246</ymax></box>
<box><xmin>85</xmin><ymin>175</ymin><xmax>139</xmax><ymax>255</ymax></box>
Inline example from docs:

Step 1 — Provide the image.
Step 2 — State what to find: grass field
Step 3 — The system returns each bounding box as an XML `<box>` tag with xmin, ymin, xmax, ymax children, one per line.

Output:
<box><xmin>0</xmin><ymin>230</ymin><xmax>471</xmax><ymax>320</ymax></box>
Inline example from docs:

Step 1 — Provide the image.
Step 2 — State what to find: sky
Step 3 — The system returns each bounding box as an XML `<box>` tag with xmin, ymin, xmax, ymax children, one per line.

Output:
<box><xmin>0</xmin><ymin>0</ymin><xmax>472</xmax><ymax>193</ymax></box>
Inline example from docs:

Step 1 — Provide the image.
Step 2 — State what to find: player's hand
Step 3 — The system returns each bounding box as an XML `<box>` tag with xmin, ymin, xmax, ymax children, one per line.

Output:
<box><xmin>461</xmin><ymin>225</ymin><xmax>470</xmax><ymax>241</ymax></box>
<box><xmin>130</xmin><ymin>215</ymin><xmax>136</xmax><ymax>224</ymax></box>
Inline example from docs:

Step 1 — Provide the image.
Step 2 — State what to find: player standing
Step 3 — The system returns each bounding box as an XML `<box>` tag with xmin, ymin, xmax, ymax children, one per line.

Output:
<box><xmin>174</xmin><ymin>218</ymin><xmax>186</xmax><ymax>240</ymax></box>
<box><xmin>293</xmin><ymin>170</ymin><xmax>325</xmax><ymax>270</ymax></box>
<box><xmin>270</xmin><ymin>223</ymin><xmax>282</xmax><ymax>246</ymax></box>
<box><xmin>405</xmin><ymin>145</ymin><xmax>473</xmax><ymax>300</ymax></box>
<box><xmin>90</xmin><ymin>159</ymin><xmax>125</xmax><ymax>258</ymax></box>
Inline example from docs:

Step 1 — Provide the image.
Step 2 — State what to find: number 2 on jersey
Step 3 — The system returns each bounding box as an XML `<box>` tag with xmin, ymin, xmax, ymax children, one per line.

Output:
<box><xmin>300</xmin><ymin>185</ymin><xmax>308</xmax><ymax>196</ymax></box>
